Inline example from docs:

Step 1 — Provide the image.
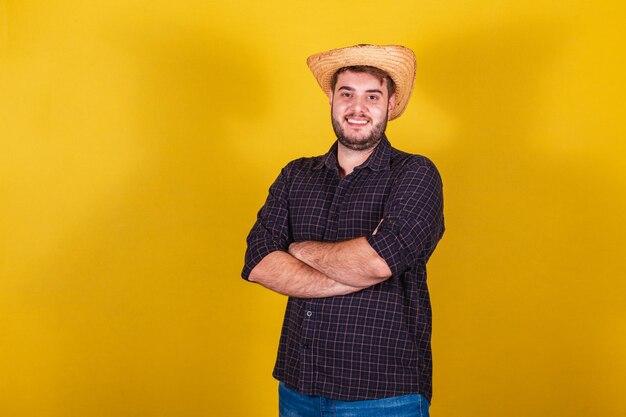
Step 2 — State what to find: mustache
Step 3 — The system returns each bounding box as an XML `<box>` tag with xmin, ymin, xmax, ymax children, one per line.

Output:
<box><xmin>344</xmin><ymin>113</ymin><xmax>371</xmax><ymax>120</ymax></box>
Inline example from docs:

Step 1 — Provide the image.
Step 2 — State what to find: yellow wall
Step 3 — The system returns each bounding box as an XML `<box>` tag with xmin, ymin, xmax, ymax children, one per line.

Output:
<box><xmin>1</xmin><ymin>1</ymin><xmax>625</xmax><ymax>416</ymax></box>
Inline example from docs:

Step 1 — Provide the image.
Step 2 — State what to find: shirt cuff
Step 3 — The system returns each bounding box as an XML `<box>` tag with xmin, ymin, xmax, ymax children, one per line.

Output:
<box><xmin>366</xmin><ymin>232</ymin><xmax>406</xmax><ymax>277</ymax></box>
<box><xmin>241</xmin><ymin>239</ymin><xmax>284</xmax><ymax>281</ymax></box>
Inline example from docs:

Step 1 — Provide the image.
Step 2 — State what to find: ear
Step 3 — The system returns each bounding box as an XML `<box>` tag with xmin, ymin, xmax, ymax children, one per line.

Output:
<box><xmin>388</xmin><ymin>93</ymin><xmax>397</xmax><ymax>114</ymax></box>
<box><xmin>328</xmin><ymin>90</ymin><xmax>334</xmax><ymax>106</ymax></box>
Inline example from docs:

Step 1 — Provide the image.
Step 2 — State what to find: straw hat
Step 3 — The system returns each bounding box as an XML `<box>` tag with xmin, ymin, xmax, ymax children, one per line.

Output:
<box><xmin>306</xmin><ymin>44</ymin><xmax>416</xmax><ymax>120</ymax></box>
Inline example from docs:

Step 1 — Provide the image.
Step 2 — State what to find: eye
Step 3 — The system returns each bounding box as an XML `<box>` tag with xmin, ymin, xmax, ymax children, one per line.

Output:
<box><xmin>340</xmin><ymin>92</ymin><xmax>352</xmax><ymax>98</ymax></box>
<box><xmin>368</xmin><ymin>95</ymin><xmax>380</xmax><ymax>101</ymax></box>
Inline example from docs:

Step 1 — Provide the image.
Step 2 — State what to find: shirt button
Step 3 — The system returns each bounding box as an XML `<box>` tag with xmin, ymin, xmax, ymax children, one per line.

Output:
<box><xmin>306</xmin><ymin>311</ymin><xmax>312</xmax><ymax>317</ymax></box>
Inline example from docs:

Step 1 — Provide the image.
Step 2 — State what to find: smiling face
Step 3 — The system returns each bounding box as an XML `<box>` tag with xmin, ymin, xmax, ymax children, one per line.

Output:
<box><xmin>330</xmin><ymin>70</ymin><xmax>396</xmax><ymax>151</ymax></box>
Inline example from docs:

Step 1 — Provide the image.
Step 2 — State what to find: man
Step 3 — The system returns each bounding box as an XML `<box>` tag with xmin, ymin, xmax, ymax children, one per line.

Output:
<box><xmin>242</xmin><ymin>44</ymin><xmax>445</xmax><ymax>417</ymax></box>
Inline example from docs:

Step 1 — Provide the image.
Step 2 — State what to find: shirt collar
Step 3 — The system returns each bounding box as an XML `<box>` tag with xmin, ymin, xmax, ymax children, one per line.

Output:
<box><xmin>313</xmin><ymin>136</ymin><xmax>392</xmax><ymax>172</ymax></box>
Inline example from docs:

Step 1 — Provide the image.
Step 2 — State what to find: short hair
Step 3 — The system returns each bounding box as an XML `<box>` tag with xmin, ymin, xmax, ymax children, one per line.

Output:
<box><xmin>330</xmin><ymin>65</ymin><xmax>396</xmax><ymax>97</ymax></box>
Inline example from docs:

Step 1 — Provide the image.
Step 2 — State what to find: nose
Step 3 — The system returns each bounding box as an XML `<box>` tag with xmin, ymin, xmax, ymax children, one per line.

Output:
<box><xmin>352</xmin><ymin>94</ymin><xmax>367</xmax><ymax>114</ymax></box>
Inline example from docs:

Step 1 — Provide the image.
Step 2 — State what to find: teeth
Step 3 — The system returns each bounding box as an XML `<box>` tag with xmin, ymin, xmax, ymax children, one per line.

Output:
<box><xmin>347</xmin><ymin>119</ymin><xmax>368</xmax><ymax>125</ymax></box>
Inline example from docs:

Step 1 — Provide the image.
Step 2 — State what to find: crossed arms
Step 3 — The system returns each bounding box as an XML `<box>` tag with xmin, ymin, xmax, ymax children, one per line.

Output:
<box><xmin>242</xmin><ymin>157</ymin><xmax>444</xmax><ymax>299</ymax></box>
<box><xmin>248</xmin><ymin>237</ymin><xmax>392</xmax><ymax>298</ymax></box>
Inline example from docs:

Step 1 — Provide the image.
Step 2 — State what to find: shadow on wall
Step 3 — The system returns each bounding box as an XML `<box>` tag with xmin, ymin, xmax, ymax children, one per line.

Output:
<box><xmin>418</xmin><ymin>17</ymin><xmax>625</xmax><ymax>416</ymax></box>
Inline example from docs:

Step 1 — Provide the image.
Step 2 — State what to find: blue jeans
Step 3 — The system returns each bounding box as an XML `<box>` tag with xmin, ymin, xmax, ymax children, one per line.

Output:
<box><xmin>279</xmin><ymin>382</ymin><xmax>430</xmax><ymax>417</ymax></box>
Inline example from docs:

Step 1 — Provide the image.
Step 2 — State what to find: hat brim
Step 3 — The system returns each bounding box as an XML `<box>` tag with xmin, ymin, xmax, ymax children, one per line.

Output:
<box><xmin>306</xmin><ymin>44</ymin><xmax>416</xmax><ymax>120</ymax></box>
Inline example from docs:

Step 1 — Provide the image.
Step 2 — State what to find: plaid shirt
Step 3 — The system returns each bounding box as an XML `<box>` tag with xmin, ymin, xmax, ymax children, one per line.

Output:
<box><xmin>242</xmin><ymin>136</ymin><xmax>445</xmax><ymax>402</ymax></box>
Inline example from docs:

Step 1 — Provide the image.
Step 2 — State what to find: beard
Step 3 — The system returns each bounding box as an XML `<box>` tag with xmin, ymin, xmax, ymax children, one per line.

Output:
<box><xmin>331</xmin><ymin>112</ymin><xmax>388</xmax><ymax>151</ymax></box>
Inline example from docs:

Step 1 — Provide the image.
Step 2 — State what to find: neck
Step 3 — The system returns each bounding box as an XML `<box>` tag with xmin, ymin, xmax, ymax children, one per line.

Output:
<box><xmin>336</xmin><ymin>142</ymin><xmax>377</xmax><ymax>178</ymax></box>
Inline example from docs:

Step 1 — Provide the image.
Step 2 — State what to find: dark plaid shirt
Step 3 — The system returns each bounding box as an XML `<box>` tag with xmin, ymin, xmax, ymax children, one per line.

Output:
<box><xmin>242</xmin><ymin>136</ymin><xmax>445</xmax><ymax>402</ymax></box>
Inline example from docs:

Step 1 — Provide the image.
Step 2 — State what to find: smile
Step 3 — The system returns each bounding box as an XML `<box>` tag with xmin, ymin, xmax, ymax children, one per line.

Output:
<box><xmin>346</xmin><ymin>118</ymin><xmax>369</xmax><ymax>126</ymax></box>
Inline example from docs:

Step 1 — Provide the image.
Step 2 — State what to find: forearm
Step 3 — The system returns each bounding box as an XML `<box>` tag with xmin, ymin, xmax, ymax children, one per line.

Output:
<box><xmin>289</xmin><ymin>237</ymin><xmax>392</xmax><ymax>287</ymax></box>
<box><xmin>248</xmin><ymin>251</ymin><xmax>364</xmax><ymax>298</ymax></box>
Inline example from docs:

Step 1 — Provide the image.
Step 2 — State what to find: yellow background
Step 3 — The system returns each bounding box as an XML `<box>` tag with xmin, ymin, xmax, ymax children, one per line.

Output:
<box><xmin>1</xmin><ymin>1</ymin><xmax>625</xmax><ymax>416</ymax></box>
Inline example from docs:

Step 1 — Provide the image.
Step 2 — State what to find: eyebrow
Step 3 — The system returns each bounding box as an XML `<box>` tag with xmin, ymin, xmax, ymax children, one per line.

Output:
<box><xmin>337</xmin><ymin>86</ymin><xmax>384</xmax><ymax>95</ymax></box>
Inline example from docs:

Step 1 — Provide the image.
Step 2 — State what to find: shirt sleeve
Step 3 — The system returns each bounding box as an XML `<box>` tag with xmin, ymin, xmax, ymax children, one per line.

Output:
<box><xmin>366</xmin><ymin>157</ymin><xmax>445</xmax><ymax>276</ymax></box>
<box><xmin>241</xmin><ymin>165</ymin><xmax>291</xmax><ymax>280</ymax></box>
